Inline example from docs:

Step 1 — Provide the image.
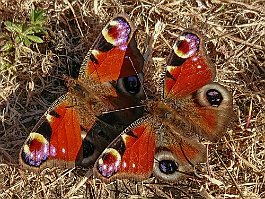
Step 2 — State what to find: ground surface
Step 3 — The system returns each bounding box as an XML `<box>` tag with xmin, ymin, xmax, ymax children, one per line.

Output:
<box><xmin>0</xmin><ymin>0</ymin><xmax>265</xmax><ymax>198</ymax></box>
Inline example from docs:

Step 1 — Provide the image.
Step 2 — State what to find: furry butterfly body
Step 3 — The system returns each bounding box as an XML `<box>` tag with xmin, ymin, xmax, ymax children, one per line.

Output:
<box><xmin>19</xmin><ymin>14</ymin><xmax>145</xmax><ymax>171</ymax></box>
<box><xmin>94</xmin><ymin>31</ymin><xmax>233</xmax><ymax>183</ymax></box>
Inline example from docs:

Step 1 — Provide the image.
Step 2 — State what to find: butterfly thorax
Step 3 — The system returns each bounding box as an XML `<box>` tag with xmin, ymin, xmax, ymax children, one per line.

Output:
<box><xmin>144</xmin><ymin>98</ymin><xmax>202</xmax><ymax>141</ymax></box>
<box><xmin>66</xmin><ymin>77</ymin><xmax>118</xmax><ymax>115</ymax></box>
<box><xmin>146</xmin><ymin>99</ymin><xmax>183</xmax><ymax>124</ymax></box>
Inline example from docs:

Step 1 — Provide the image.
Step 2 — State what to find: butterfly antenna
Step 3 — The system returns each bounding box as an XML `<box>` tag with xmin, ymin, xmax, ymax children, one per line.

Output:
<box><xmin>143</xmin><ymin>16</ymin><xmax>152</xmax><ymax>61</ymax></box>
<box><xmin>154</xmin><ymin>21</ymin><xmax>167</xmax><ymax>99</ymax></box>
<box><xmin>201</xmin><ymin>5</ymin><xmax>211</xmax><ymax>36</ymax></box>
<box><xmin>101</xmin><ymin>104</ymin><xmax>145</xmax><ymax>115</ymax></box>
<box><xmin>128</xmin><ymin>56</ymin><xmax>149</xmax><ymax>100</ymax></box>
<box><xmin>78</xmin><ymin>51</ymin><xmax>89</xmax><ymax>78</ymax></box>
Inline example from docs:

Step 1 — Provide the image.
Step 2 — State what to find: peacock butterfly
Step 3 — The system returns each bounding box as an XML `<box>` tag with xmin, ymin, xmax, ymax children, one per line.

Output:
<box><xmin>20</xmin><ymin>14</ymin><xmax>234</xmax><ymax>184</ymax></box>
<box><xmin>19</xmin><ymin>13</ymin><xmax>146</xmax><ymax>171</ymax></box>
<box><xmin>93</xmin><ymin>30</ymin><xmax>234</xmax><ymax>183</ymax></box>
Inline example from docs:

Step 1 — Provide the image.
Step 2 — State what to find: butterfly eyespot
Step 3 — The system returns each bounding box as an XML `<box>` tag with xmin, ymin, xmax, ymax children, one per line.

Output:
<box><xmin>124</xmin><ymin>76</ymin><xmax>140</xmax><ymax>94</ymax></box>
<box><xmin>21</xmin><ymin>132</ymin><xmax>49</xmax><ymax>167</ymax></box>
<box><xmin>102</xmin><ymin>17</ymin><xmax>131</xmax><ymax>48</ymax></box>
<box><xmin>97</xmin><ymin>148</ymin><xmax>121</xmax><ymax>178</ymax></box>
<box><xmin>153</xmin><ymin>150</ymin><xmax>182</xmax><ymax>183</ymax></box>
<box><xmin>206</xmin><ymin>89</ymin><xmax>223</xmax><ymax>107</ymax></box>
<box><xmin>196</xmin><ymin>83</ymin><xmax>232</xmax><ymax>108</ymax></box>
<box><xmin>174</xmin><ymin>32</ymin><xmax>200</xmax><ymax>59</ymax></box>
<box><xmin>159</xmin><ymin>160</ymin><xmax>178</xmax><ymax>174</ymax></box>
<box><xmin>117</xmin><ymin>73</ymin><xmax>144</xmax><ymax>98</ymax></box>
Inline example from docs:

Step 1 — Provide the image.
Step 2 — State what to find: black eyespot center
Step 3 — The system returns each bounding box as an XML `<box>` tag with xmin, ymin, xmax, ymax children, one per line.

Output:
<box><xmin>159</xmin><ymin>159</ymin><xmax>178</xmax><ymax>174</ymax></box>
<box><xmin>206</xmin><ymin>89</ymin><xmax>223</xmax><ymax>107</ymax></box>
<box><xmin>123</xmin><ymin>75</ymin><xmax>140</xmax><ymax>95</ymax></box>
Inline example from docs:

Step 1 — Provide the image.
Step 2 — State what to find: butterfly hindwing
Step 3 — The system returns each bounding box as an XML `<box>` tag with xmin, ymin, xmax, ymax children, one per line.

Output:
<box><xmin>181</xmin><ymin>82</ymin><xmax>234</xmax><ymax>142</ymax></box>
<box><xmin>153</xmin><ymin>127</ymin><xmax>206</xmax><ymax>183</ymax></box>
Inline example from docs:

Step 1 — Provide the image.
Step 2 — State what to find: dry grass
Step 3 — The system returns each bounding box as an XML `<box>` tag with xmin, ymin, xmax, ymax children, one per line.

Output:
<box><xmin>0</xmin><ymin>0</ymin><xmax>265</xmax><ymax>198</ymax></box>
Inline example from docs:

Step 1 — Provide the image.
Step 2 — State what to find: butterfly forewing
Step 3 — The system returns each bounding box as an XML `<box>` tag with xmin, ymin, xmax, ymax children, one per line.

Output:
<box><xmin>78</xmin><ymin>13</ymin><xmax>144</xmax><ymax>84</ymax></box>
<box><xmin>163</xmin><ymin>31</ymin><xmax>215</xmax><ymax>99</ymax></box>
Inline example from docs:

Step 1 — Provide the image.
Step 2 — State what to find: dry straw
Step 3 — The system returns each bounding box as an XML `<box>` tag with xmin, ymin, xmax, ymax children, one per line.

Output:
<box><xmin>0</xmin><ymin>0</ymin><xmax>265</xmax><ymax>198</ymax></box>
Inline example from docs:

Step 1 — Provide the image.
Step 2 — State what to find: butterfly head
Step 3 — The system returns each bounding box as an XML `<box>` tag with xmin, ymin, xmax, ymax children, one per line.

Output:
<box><xmin>146</xmin><ymin>100</ymin><xmax>178</xmax><ymax>124</ymax></box>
